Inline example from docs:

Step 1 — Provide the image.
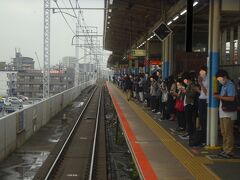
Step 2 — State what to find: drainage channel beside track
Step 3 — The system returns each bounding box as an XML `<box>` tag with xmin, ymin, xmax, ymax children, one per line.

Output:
<box><xmin>104</xmin><ymin>85</ymin><xmax>140</xmax><ymax>180</ymax></box>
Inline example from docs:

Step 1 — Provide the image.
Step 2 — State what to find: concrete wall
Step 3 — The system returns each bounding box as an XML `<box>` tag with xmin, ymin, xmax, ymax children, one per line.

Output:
<box><xmin>0</xmin><ymin>80</ymin><xmax>95</xmax><ymax>161</ymax></box>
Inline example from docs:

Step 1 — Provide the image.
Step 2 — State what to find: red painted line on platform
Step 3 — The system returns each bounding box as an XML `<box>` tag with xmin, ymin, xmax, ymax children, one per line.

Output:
<box><xmin>106</xmin><ymin>83</ymin><xmax>158</xmax><ymax>180</ymax></box>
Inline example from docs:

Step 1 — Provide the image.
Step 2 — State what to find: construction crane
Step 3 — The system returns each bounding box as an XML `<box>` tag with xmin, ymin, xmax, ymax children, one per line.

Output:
<box><xmin>35</xmin><ymin>52</ymin><xmax>42</xmax><ymax>70</ymax></box>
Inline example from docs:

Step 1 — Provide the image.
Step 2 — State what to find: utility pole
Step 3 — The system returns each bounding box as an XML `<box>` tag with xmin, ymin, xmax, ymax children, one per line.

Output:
<box><xmin>43</xmin><ymin>0</ymin><xmax>50</xmax><ymax>98</ymax></box>
<box><xmin>75</xmin><ymin>10</ymin><xmax>80</xmax><ymax>86</ymax></box>
<box><xmin>44</xmin><ymin>0</ymin><xmax>103</xmax><ymax>91</ymax></box>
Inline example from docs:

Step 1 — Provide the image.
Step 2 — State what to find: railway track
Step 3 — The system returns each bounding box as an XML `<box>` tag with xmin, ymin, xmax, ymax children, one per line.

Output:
<box><xmin>38</xmin><ymin>85</ymin><xmax>107</xmax><ymax>180</ymax></box>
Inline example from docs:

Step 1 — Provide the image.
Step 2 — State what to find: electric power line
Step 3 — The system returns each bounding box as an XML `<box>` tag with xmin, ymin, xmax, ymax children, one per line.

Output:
<box><xmin>61</xmin><ymin>0</ymin><xmax>77</xmax><ymax>24</ymax></box>
<box><xmin>54</xmin><ymin>1</ymin><xmax>94</xmax><ymax>56</ymax></box>
<box><xmin>77</xmin><ymin>2</ymin><xmax>102</xmax><ymax>54</ymax></box>
<box><xmin>54</xmin><ymin>0</ymin><xmax>75</xmax><ymax>34</ymax></box>
<box><xmin>69</xmin><ymin>0</ymin><xmax>77</xmax><ymax>18</ymax></box>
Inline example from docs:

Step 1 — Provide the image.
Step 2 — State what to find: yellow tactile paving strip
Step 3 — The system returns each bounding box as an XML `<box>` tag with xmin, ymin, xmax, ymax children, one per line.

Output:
<box><xmin>112</xmin><ymin>84</ymin><xmax>220</xmax><ymax>180</ymax></box>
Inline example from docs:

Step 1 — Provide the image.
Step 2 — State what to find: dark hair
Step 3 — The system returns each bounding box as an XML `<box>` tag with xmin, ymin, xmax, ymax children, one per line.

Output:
<box><xmin>177</xmin><ymin>77</ymin><xmax>183</xmax><ymax>83</ymax></box>
<box><xmin>149</xmin><ymin>76</ymin><xmax>155</xmax><ymax>81</ymax></box>
<box><xmin>199</xmin><ymin>65</ymin><xmax>207</xmax><ymax>72</ymax></box>
<box><xmin>216</xmin><ymin>69</ymin><xmax>230</xmax><ymax>79</ymax></box>
<box><xmin>182</xmin><ymin>71</ymin><xmax>196</xmax><ymax>82</ymax></box>
<box><xmin>182</xmin><ymin>72</ymin><xmax>191</xmax><ymax>80</ymax></box>
<box><xmin>156</xmin><ymin>70</ymin><xmax>162</xmax><ymax>74</ymax></box>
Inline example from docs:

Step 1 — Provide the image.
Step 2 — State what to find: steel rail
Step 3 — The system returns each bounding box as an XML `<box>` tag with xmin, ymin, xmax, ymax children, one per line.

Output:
<box><xmin>88</xmin><ymin>87</ymin><xmax>102</xmax><ymax>180</ymax></box>
<box><xmin>44</xmin><ymin>86</ymin><xmax>98</xmax><ymax>180</ymax></box>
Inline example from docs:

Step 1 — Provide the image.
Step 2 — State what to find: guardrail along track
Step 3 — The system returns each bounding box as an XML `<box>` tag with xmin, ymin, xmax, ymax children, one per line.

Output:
<box><xmin>43</xmin><ymin>85</ymin><xmax>107</xmax><ymax>180</ymax></box>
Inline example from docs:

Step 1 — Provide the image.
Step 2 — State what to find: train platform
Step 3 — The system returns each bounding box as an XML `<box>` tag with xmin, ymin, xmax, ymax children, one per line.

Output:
<box><xmin>107</xmin><ymin>82</ymin><xmax>240</xmax><ymax>180</ymax></box>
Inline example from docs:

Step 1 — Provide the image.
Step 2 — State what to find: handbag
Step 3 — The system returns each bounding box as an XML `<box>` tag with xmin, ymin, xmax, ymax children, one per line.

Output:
<box><xmin>221</xmin><ymin>89</ymin><xmax>239</xmax><ymax>112</ymax></box>
<box><xmin>175</xmin><ymin>99</ymin><xmax>184</xmax><ymax>112</ymax></box>
<box><xmin>221</xmin><ymin>98</ymin><xmax>238</xmax><ymax>112</ymax></box>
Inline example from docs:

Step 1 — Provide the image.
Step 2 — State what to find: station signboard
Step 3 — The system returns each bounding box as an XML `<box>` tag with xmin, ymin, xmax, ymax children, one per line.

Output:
<box><xmin>153</xmin><ymin>22</ymin><xmax>172</xmax><ymax>41</ymax></box>
<box><xmin>150</xmin><ymin>60</ymin><xmax>162</xmax><ymax>65</ymax></box>
<box><xmin>131</xmin><ymin>49</ymin><xmax>146</xmax><ymax>57</ymax></box>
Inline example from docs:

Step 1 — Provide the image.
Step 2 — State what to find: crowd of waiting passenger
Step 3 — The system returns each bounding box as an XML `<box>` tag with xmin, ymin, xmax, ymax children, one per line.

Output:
<box><xmin>112</xmin><ymin>67</ymin><xmax>240</xmax><ymax>158</ymax></box>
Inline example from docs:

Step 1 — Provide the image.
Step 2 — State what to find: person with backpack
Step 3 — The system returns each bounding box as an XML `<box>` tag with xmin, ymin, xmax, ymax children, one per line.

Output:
<box><xmin>182</xmin><ymin>72</ymin><xmax>197</xmax><ymax>138</ymax></box>
<box><xmin>124</xmin><ymin>74</ymin><xmax>133</xmax><ymax>101</ymax></box>
<box><xmin>150</xmin><ymin>76</ymin><xmax>158</xmax><ymax>111</ymax></box>
<box><xmin>143</xmin><ymin>73</ymin><xmax>151</xmax><ymax>107</ymax></box>
<box><xmin>194</xmin><ymin>67</ymin><xmax>208</xmax><ymax>144</ymax></box>
<box><xmin>174</xmin><ymin>78</ymin><xmax>186</xmax><ymax>132</ymax></box>
<box><xmin>167</xmin><ymin>75</ymin><xmax>177</xmax><ymax>121</ymax></box>
<box><xmin>138</xmin><ymin>74</ymin><xmax>144</xmax><ymax>102</ymax></box>
<box><xmin>214</xmin><ymin>69</ymin><xmax>237</xmax><ymax>158</ymax></box>
<box><xmin>160</xmin><ymin>79</ymin><xmax>169</xmax><ymax>120</ymax></box>
<box><xmin>155</xmin><ymin>70</ymin><xmax>163</xmax><ymax>114</ymax></box>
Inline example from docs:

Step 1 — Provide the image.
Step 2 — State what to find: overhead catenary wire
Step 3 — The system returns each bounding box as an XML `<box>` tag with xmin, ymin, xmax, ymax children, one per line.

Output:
<box><xmin>54</xmin><ymin>0</ymin><xmax>75</xmax><ymax>34</ymax></box>
<box><xmin>77</xmin><ymin>2</ymin><xmax>101</xmax><ymax>51</ymax></box>
<box><xmin>55</xmin><ymin>0</ymin><xmax>103</xmax><ymax>63</ymax></box>
<box><xmin>61</xmin><ymin>0</ymin><xmax>77</xmax><ymax>23</ymax></box>
<box><xmin>69</xmin><ymin>0</ymin><xmax>78</xmax><ymax>18</ymax></box>
<box><xmin>55</xmin><ymin>0</ymin><xmax>95</xmax><ymax>55</ymax></box>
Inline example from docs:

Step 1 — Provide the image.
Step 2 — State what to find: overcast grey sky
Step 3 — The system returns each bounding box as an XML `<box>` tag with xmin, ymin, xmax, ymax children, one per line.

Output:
<box><xmin>0</xmin><ymin>0</ymin><xmax>107</xmax><ymax>69</ymax></box>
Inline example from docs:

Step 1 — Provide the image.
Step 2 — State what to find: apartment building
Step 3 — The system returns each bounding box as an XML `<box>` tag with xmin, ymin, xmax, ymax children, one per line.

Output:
<box><xmin>16</xmin><ymin>69</ymin><xmax>74</xmax><ymax>98</ymax></box>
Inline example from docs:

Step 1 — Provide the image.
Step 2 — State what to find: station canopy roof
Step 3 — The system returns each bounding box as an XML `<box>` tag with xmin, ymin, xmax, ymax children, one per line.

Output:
<box><xmin>104</xmin><ymin>0</ymin><xmax>240</xmax><ymax>66</ymax></box>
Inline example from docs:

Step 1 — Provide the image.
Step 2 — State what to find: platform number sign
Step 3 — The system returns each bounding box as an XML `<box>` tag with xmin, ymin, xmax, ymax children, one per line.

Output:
<box><xmin>153</xmin><ymin>22</ymin><xmax>172</xmax><ymax>41</ymax></box>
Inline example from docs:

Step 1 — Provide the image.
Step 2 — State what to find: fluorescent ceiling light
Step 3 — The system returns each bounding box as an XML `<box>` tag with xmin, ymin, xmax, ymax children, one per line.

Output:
<box><xmin>147</xmin><ymin>38</ymin><xmax>151</xmax><ymax>41</ymax></box>
<box><xmin>108</xmin><ymin>16</ymin><xmax>111</xmax><ymax>19</ymax></box>
<box><xmin>107</xmin><ymin>26</ymin><xmax>109</xmax><ymax>29</ymax></box>
<box><xmin>109</xmin><ymin>0</ymin><xmax>113</xmax><ymax>5</ymax></box>
<box><xmin>107</xmin><ymin>21</ymin><xmax>110</xmax><ymax>24</ymax></box>
<box><xmin>193</xmin><ymin>1</ymin><xmax>198</xmax><ymax>6</ymax></box>
<box><xmin>173</xmin><ymin>15</ymin><xmax>179</xmax><ymax>21</ymax></box>
<box><xmin>180</xmin><ymin>9</ymin><xmax>187</xmax><ymax>15</ymax></box>
<box><xmin>108</xmin><ymin>9</ymin><xmax>112</xmax><ymax>12</ymax></box>
<box><xmin>167</xmin><ymin>21</ymin><xmax>172</xmax><ymax>25</ymax></box>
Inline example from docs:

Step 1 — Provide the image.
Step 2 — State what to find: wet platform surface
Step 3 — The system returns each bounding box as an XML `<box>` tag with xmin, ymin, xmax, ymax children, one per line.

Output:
<box><xmin>108</xmin><ymin>83</ymin><xmax>240</xmax><ymax>180</ymax></box>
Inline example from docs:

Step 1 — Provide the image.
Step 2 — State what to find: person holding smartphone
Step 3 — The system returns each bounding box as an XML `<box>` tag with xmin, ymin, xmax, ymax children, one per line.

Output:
<box><xmin>214</xmin><ymin>69</ymin><xmax>237</xmax><ymax>158</ymax></box>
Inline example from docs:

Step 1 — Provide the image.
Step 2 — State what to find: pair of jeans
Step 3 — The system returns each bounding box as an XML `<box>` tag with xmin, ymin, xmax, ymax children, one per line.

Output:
<box><xmin>162</xmin><ymin>102</ymin><xmax>168</xmax><ymax>119</ymax></box>
<box><xmin>198</xmin><ymin>99</ymin><xmax>207</xmax><ymax>142</ymax></box>
<box><xmin>155</xmin><ymin>95</ymin><xmax>160</xmax><ymax>112</ymax></box>
<box><xmin>167</xmin><ymin>95</ymin><xmax>175</xmax><ymax>115</ymax></box>
<box><xmin>144</xmin><ymin>93</ymin><xmax>150</xmax><ymax>107</ymax></box>
<box><xmin>185</xmin><ymin>104</ymin><xmax>196</xmax><ymax>135</ymax></box>
<box><xmin>176</xmin><ymin>111</ymin><xmax>186</xmax><ymax>130</ymax></box>
<box><xmin>150</xmin><ymin>95</ymin><xmax>156</xmax><ymax>110</ymax></box>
